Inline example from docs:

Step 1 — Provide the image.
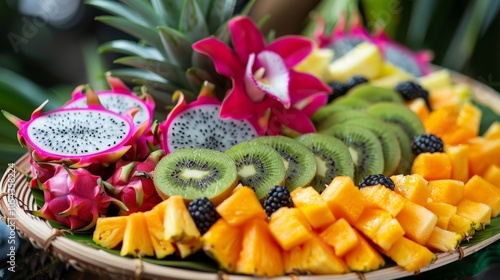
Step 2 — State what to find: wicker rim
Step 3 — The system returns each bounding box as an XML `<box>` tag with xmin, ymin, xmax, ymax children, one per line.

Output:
<box><xmin>1</xmin><ymin>72</ymin><xmax>500</xmax><ymax>280</ymax></box>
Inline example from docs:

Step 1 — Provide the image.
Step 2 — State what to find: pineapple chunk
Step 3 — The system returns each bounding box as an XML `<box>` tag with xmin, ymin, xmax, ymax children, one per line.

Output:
<box><xmin>412</xmin><ymin>152</ymin><xmax>452</xmax><ymax>181</ymax></box>
<box><xmin>202</xmin><ymin>219</ymin><xmax>243</xmax><ymax>272</ymax></box>
<box><xmin>447</xmin><ymin>214</ymin><xmax>475</xmax><ymax>239</ymax></box>
<box><xmin>467</xmin><ymin>138</ymin><xmax>500</xmax><ymax>177</ymax></box>
<box><xmin>291</xmin><ymin>186</ymin><xmax>335</xmax><ymax>229</ymax></box>
<box><xmin>425</xmin><ymin>201</ymin><xmax>457</xmax><ymax>229</ymax></box>
<box><xmin>382</xmin><ymin>237</ymin><xmax>436</xmax><ymax>272</ymax></box>
<box><xmin>120</xmin><ymin>212</ymin><xmax>155</xmax><ymax>257</ymax></box>
<box><xmin>429</xmin><ymin>179</ymin><xmax>465</xmax><ymax>205</ymax></box>
<box><xmin>268</xmin><ymin>207</ymin><xmax>312</xmax><ymax>251</ymax></box>
<box><xmin>484</xmin><ymin>122</ymin><xmax>500</xmax><ymax>140</ymax></box>
<box><xmin>344</xmin><ymin>229</ymin><xmax>385</xmax><ymax>272</ymax></box>
<box><xmin>391</xmin><ymin>174</ymin><xmax>431</xmax><ymax>205</ymax></box>
<box><xmin>417</xmin><ymin>69</ymin><xmax>452</xmax><ymax>91</ymax></box>
<box><xmin>354</xmin><ymin>208</ymin><xmax>405</xmax><ymax>251</ymax></box>
<box><xmin>483</xmin><ymin>164</ymin><xmax>500</xmax><ymax>187</ymax></box>
<box><xmin>464</xmin><ymin>175</ymin><xmax>500</xmax><ymax>217</ymax></box>
<box><xmin>321</xmin><ymin>176</ymin><xmax>367</xmax><ymax>224</ymax></box>
<box><xmin>176</xmin><ymin>239</ymin><xmax>202</xmax><ymax>258</ymax></box>
<box><xmin>327</xmin><ymin>42</ymin><xmax>383</xmax><ymax>82</ymax></box>
<box><xmin>144</xmin><ymin>201</ymin><xmax>175</xmax><ymax>258</ymax></box>
<box><xmin>163</xmin><ymin>196</ymin><xmax>200</xmax><ymax>242</ymax></box>
<box><xmin>93</xmin><ymin>216</ymin><xmax>128</xmax><ymax>249</ymax></box>
<box><xmin>456</xmin><ymin>199</ymin><xmax>491</xmax><ymax>230</ymax></box>
<box><xmin>216</xmin><ymin>186</ymin><xmax>267</xmax><ymax>226</ymax></box>
<box><xmin>396</xmin><ymin>200</ymin><xmax>438</xmax><ymax>245</ymax></box>
<box><xmin>426</xmin><ymin>227</ymin><xmax>463</xmax><ymax>252</ymax></box>
<box><xmin>445</xmin><ymin>144</ymin><xmax>470</xmax><ymax>183</ymax></box>
<box><xmin>236</xmin><ymin>219</ymin><xmax>284</xmax><ymax>277</ymax></box>
<box><xmin>407</xmin><ymin>98</ymin><xmax>430</xmax><ymax>122</ymax></box>
<box><xmin>360</xmin><ymin>184</ymin><xmax>407</xmax><ymax>216</ymax></box>
<box><xmin>319</xmin><ymin>218</ymin><xmax>358</xmax><ymax>257</ymax></box>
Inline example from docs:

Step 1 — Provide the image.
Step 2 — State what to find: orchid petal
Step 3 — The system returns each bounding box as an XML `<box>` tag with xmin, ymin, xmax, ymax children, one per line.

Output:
<box><xmin>192</xmin><ymin>38</ymin><xmax>242</xmax><ymax>78</ymax></box>
<box><xmin>288</xmin><ymin>70</ymin><xmax>331</xmax><ymax>104</ymax></box>
<box><xmin>266</xmin><ymin>36</ymin><xmax>313</xmax><ymax>68</ymax></box>
<box><xmin>219</xmin><ymin>83</ymin><xmax>256</xmax><ymax>120</ymax></box>
<box><xmin>293</xmin><ymin>92</ymin><xmax>328</xmax><ymax>118</ymax></box>
<box><xmin>267</xmin><ymin>107</ymin><xmax>316</xmax><ymax>135</ymax></box>
<box><xmin>244</xmin><ymin>53</ymin><xmax>266</xmax><ymax>102</ymax></box>
<box><xmin>228</xmin><ymin>16</ymin><xmax>265</xmax><ymax>64</ymax></box>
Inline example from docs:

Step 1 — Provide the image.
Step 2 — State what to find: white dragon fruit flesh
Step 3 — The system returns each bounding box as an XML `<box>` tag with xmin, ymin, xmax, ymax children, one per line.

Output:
<box><xmin>158</xmin><ymin>83</ymin><xmax>262</xmax><ymax>153</ymax></box>
<box><xmin>3</xmin><ymin>99</ymin><xmax>146</xmax><ymax>169</ymax></box>
<box><xmin>104</xmin><ymin>149</ymin><xmax>164</xmax><ymax>216</ymax></box>
<box><xmin>35</xmin><ymin>166</ymin><xmax>124</xmax><ymax>231</ymax></box>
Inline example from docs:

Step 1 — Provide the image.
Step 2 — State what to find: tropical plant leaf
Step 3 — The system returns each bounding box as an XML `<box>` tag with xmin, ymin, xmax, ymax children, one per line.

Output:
<box><xmin>114</xmin><ymin>56</ymin><xmax>189</xmax><ymax>88</ymax></box>
<box><xmin>107</xmin><ymin>68</ymin><xmax>173</xmax><ymax>90</ymax></box>
<box><xmin>98</xmin><ymin>40</ymin><xmax>164</xmax><ymax>61</ymax></box>
<box><xmin>86</xmin><ymin>0</ymin><xmax>152</xmax><ymax>28</ymax></box>
<box><xmin>473</xmin><ymin>100</ymin><xmax>500</xmax><ymax>135</ymax></box>
<box><xmin>207</xmin><ymin>0</ymin><xmax>237</xmax><ymax>33</ymax></box>
<box><xmin>119</xmin><ymin>0</ymin><xmax>159</xmax><ymax>28</ymax></box>
<box><xmin>158</xmin><ymin>26</ymin><xmax>194</xmax><ymax>69</ymax></box>
<box><xmin>195</xmin><ymin>0</ymin><xmax>211</xmax><ymax>19</ymax></box>
<box><xmin>151</xmin><ymin>0</ymin><xmax>183</xmax><ymax>27</ymax></box>
<box><xmin>179</xmin><ymin>0</ymin><xmax>210</xmax><ymax>43</ymax></box>
<box><xmin>96</xmin><ymin>16</ymin><xmax>165</xmax><ymax>55</ymax></box>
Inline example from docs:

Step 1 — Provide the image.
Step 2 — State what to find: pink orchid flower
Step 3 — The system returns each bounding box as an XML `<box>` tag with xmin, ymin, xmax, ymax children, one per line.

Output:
<box><xmin>192</xmin><ymin>16</ymin><xmax>330</xmax><ymax>135</ymax></box>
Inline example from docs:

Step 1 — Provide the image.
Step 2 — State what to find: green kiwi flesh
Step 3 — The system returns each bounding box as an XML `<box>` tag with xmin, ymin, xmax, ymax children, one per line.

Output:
<box><xmin>311</xmin><ymin>103</ymin><xmax>351</xmax><ymax>125</ymax></box>
<box><xmin>365</xmin><ymin>102</ymin><xmax>425</xmax><ymax>139</ymax></box>
<box><xmin>153</xmin><ymin>148</ymin><xmax>238</xmax><ymax>202</ymax></box>
<box><xmin>332</xmin><ymin>96</ymin><xmax>371</xmax><ymax>110</ymax></box>
<box><xmin>317</xmin><ymin>110</ymin><xmax>372</xmax><ymax>132</ymax></box>
<box><xmin>387</xmin><ymin>123</ymin><xmax>414</xmax><ymax>175</ymax></box>
<box><xmin>347</xmin><ymin>84</ymin><xmax>405</xmax><ymax>104</ymax></box>
<box><xmin>321</xmin><ymin>125</ymin><xmax>385</xmax><ymax>185</ymax></box>
<box><xmin>295</xmin><ymin>133</ymin><xmax>354</xmax><ymax>193</ymax></box>
<box><xmin>344</xmin><ymin>118</ymin><xmax>402</xmax><ymax>176</ymax></box>
<box><xmin>253</xmin><ymin>136</ymin><xmax>317</xmax><ymax>192</ymax></box>
<box><xmin>225</xmin><ymin>141</ymin><xmax>286</xmax><ymax>200</ymax></box>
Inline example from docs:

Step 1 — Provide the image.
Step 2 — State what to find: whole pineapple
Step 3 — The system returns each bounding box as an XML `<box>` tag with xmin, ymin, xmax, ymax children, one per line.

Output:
<box><xmin>88</xmin><ymin>0</ymin><xmax>253</xmax><ymax>105</ymax></box>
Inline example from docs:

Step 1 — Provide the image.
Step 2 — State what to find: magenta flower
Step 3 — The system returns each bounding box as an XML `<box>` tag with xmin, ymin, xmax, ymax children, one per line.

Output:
<box><xmin>192</xmin><ymin>16</ymin><xmax>330</xmax><ymax>134</ymax></box>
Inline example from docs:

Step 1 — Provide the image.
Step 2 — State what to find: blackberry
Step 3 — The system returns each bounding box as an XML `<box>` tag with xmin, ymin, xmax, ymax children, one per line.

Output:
<box><xmin>328</xmin><ymin>81</ymin><xmax>349</xmax><ymax>102</ymax></box>
<box><xmin>394</xmin><ymin>81</ymin><xmax>429</xmax><ymax>103</ymax></box>
<box><xmin>345</xmin><ymin>75</ymin><xmax>369</xmax><ymax>89</ymax></box>
<box><xmin>188</xmin><ymin>197</ymin><xmax>220</xmax><ymax>234</ymax></box>
<box><xmin>263</xmin><ymin>186</ymin><xmax>294</xmax><ymax>217</ymax></box>
<box><xmin>411</xmin><ymin>133</ymin><xmax>444</xmax><ymax>155</ymax></box>
<box><xmin>359</xmin><ymin>174</ymin><xmax>395</xmax><ymax>190</ymax></box>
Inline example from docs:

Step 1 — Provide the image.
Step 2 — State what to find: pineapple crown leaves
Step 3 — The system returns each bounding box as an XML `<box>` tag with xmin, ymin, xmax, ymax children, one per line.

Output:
<box><xmin>88</xmin><ymin>0</ymin><xmax>256</xmax><ymax>102</ymax></box>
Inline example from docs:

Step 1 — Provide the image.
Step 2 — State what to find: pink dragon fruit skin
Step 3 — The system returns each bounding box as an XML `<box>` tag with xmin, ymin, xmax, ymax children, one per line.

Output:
<box><xmin>158</xmin><ymin>83</ymin><xmax>263</xmax><ymax>154</ymax></box>
<box><xmin>3</xmin><ymin>100</ymin><xmax>147</xmax><ymax>169</ymax></box>
<box><xmin>104</xmin><ymin>149</ymin><xmax>164</xmax><ymax>215</ymax></box>
<box><xmin>29</xmin><ymin>160</ymin><xmax>63</xmax><ymax>188</ymax></box>
<box><xmin>35</xmin><ymin>166</ymin><xmax>123</xmax><ymax>231</ymax></box>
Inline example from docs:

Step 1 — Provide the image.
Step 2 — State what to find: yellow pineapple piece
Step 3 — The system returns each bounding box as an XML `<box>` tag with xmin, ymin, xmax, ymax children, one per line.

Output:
<box><xmin>428</xmin><ymin>83</ymin><xmax>471</xmax><ymax>111</ymax></box>
<box><xmin>164</xmin><ymin>196</ymin><xmax>201</xmax><ymax>242</ymax></box>
<box><xmin>176</xmin><ymin>239</ymin><xmax>202</xmax><ymax>258</ymax></box>
<box><xmin>370</xmin><ymin>63</ymin><xmax>414</xmax><ymax>88</ymax></box>
<box><xmin>447</xmin><ymin>214</ymin><xmax>475</xmax><ymax>239</ymax></box>
<box><xmin>202</xmin><ymin>219</ymin><xmax>243</xmax><ymax>272</ymax></box>
<box><xmin>360</xmin><ymin>184</ymin><xmax>407</xmax><ymax>216</ymax></box>
<box><xmin>429</xmin><ymin>179</ymin><xmax>465</xmax><ymax>205</ymax></box>
<box><xmin>354</xmin><ymin>208</ymin><xmax>405</xmax><ymax>251</ymax></box>
<box><xmin>425</xmin><ymin>201</ymin><xmax>457</xmax><ymax>229</ymax></box>
<box><xmin>456</xmin><ymin>199</ymin><xmax>491</xmax><ymax>230</ymax></box>
<box><xmin>92</xmin><ymin>216</ymin><xmax>129</xmax><ymax>249</ymax></box>
<box><xmin>396</xmin><ymin>200</ymin><xmax>438</xmax><ymax>245</ymax></box>
<box><xmin>445</xmin><ymin>144</ymin><xmax>470</xmax><ymax>182</ymax></box>
<box><xmin>391</xmin><ymin>174</ymin><xmax>431</xmax><ymax>205</ymax></box>
<box><xmin>407</xmin><ymin>98</ymin><xmax>430</xmax><ymax>122</ymax></box>
<box><xmin>417</xmin><ymin>69</ymin><xmax>452</xmax><ymax>91</ymax></box>
<box><xmin>120</xmin><ymin>212</ymin><xmax>155</xmax><ymax>257</ymax></box>
<box><xmin>467</xmin><ymin>137</ymin><xmax>500</xmax><ymax>177</ymax></box>
<box><xmin>344</xmin><ymin>229</ymin><xmax>385</xmax><ymax>272</ymax></box>
<box><xmin>483</xmin><ymin>164</ymin><xmax>500</xmax><ymax>187</ymax></box>
<box><xmin>321</xmin><ymin>176</ymin><xmax>367</xmax><ymax>224</ymax></box>
<box><xmin>294</xmin><ymin>46</ymin><xmax>334</xmax><ymax>82</ymax></box>
<box><xmin>327</xmin><ymin>42</ymin><xmax>383</xmax><ymax>82</ymax></box>
<box><xmin>291</xmin><ymin>186</ymin><xmax>336</xmax><ymax>229</ymax></box>
<box><xmin>268</xmin><ymin>207</ymin><xmax>312</xmax><ymax>251</ymax></box>
<box><xmin>464</xmin><ymin>175</ymin><xmax>500</xmax><ymax>217</ymax></box>
<box><xmin>215</xmin><ymin>186</ymin><xmax>267</xmax><ymax>226</ymax></box>
<box><xmin>484</xmin><ymin>121</ymin><xmax>500</xmax><ymax>140</ymax></box>
<box><xmin>144</xmin><ymin>200</ymin><xmax>175</xmax><ymax>258</ymax></box>
<box><xmin>412</xmin><ymin>152</ymin><xmax>452</xmax><ymax>181</ymax></box>
<box><xmin>425</xmin><ymin>227</ymin><xmax>463</xmax><ymax>253</ymax></box>
<box><xmin>382</xmin><ymin>237</ymin><xmax>436</xmax><ymax>272</ymax></box>
<box><xmin>319</xmin><ymin>218</ymin><xmax>358</xmax><ymax>257</ymax></box>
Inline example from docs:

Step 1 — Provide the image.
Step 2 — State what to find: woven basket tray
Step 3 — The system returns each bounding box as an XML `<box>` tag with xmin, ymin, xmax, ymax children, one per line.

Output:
<box><xmin>1</xmin><ymin>70</ymin><xmax>500</xmax><ymax>280</ymax></box>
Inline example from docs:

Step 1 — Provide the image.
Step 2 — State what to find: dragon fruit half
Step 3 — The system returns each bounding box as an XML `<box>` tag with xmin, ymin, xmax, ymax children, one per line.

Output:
<box><xmin>35</xmin><ymin>165</ymin><xmax>124</xmax><ymax>231</ymax></box>
<box><xmin>64</xmin><ymin>76</ymin><xmax>156</xmax><ymax>161</ymax></box>
<box><xmin>2</xmin><ymin>98</ymin><xmax>146</xmax><ymax>169</ymax></box>
<box><xmin>158</xmin><ymin>82</ymin><xmax>262</xmax><ymax>153</ymax></box>
<box><xmin>103</xmin><ymin>149</ymin><xmax>164</xmax><ymax>216</ymax></box>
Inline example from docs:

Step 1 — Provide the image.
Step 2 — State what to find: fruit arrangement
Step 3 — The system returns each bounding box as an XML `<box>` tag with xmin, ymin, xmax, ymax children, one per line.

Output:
<box><xmin>2</xmin><ymin>1</ymin><xmax>500</xmax><ymax>279</ymax></box>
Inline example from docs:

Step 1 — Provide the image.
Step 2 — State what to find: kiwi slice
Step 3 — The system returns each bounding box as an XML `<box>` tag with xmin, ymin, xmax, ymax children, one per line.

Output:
<box><xmin>347</xmin><ymin>84</ymin><xmax>405</xmax><ymax>104</ymax></box>
<box><xmin>253</xmin><ymin>136</ymin><xmax>317</xmax><ymax>192</ymax></box>
<box><xmin>317</xmin><ymin>110</ymin><xmax>371</xmax><ymax>132</ymax></box>
<box><xmin>311</xmin><ymin>103</ymin><xmax>351</xmax><ymax>125</ymax></box>
<box><xmin>295</xmin><ymin>133</ymin><xmax>354</xmax><ymax>193</ymax></box>
<box><xmin>153</xmin><ymin>148</ymin><xmax>238</xmax><ymax>204</ymax></box>
<box><xmin>387</xmin><ymin>123</ymin><xmax>414</xmax><ymax>175</ymax></box>
<box><xmin>321</xmin><ymin>125</ymin><xmax>385</xmax><ymax>185</ymax></box>
<box><xmin>225</xmin><ymin>141</ymin><xmax>286</xmax><ymax>200</ymax></box>
<box><xmin>332</xmin><ymin>96</ymin><xmax>371</xmax><ymax>110</ymax></box>
<box><xmin>365</xmin><ymin>102</ymin><xmax>425</xmax><ymax>139</ymax></box>
<box><xmin>344</xmin><ymin>118</ymin><xmax>402</xmax><ymax>176</ymax></box>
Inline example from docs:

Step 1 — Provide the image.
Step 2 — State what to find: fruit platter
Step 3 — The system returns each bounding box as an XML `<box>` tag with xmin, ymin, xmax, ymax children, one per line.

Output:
<box><xmin>2</xmin><ymin>1</ymin><xmax>500</xmax><ymax>279</ymax></box>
